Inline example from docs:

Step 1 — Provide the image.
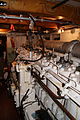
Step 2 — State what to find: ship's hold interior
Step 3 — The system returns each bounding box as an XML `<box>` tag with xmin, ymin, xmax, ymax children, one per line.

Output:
<box><xmin>0</xmin><ymin>0</ymin><xmax>80</xmax><ymax>120</ymax></box>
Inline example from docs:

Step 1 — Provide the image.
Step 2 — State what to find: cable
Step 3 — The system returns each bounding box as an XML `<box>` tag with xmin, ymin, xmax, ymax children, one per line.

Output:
<box><xmin>23</xmin><ymin>101</ymin><xmax>38</xmax><ymax>109</ymax></box>
<box><xmin>22</xmin><ymin>100</ymin><xmax>37</xmax><ymax>106</ymax></box>
<box><xmin>17</xmin><ymin>14</ymin><xmax>44</xmax><ymax>62</ymax></box>
<box><xmin>21</xmin><ymin>89</ymin><xmax>30</xmax><ymax>106</ymax></box>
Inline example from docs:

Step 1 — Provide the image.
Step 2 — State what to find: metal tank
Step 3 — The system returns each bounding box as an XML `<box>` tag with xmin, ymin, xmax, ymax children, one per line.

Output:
<box><xmin>71</xmin><ymin>42</ymin><xmax>80</xmax><ymax>58</ymax></box>
<box><xmin>64</xmin><ymin>40</ymin><xmax>79</xmax><ymax>53</ymax></box>
<box><xmin>54</xmin><ymin>40</ymin><xmax>79</xmax><ymax>54</ymax></box>
<box><xmin>53</xmin><ymin>42</ymin><xmax>65</xmax><ymax>53</ymax></box>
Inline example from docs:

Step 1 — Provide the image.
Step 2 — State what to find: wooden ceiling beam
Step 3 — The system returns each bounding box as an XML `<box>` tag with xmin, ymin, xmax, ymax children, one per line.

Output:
<box><xmin>0</xmin><ymin>0</ymin><xmax>80</xmax><ymax>31</ymax></box>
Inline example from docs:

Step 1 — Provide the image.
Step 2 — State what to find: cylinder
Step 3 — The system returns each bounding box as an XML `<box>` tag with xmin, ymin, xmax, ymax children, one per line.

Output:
<box><xmin>71</xmin><ymin>42</ymin><xmax>80</xmax><ymax>58</ymax></box>
<box><xmin>53</xmin><ymin>42</ymin><xmax>64</xmax><ymax>53</ymax></box>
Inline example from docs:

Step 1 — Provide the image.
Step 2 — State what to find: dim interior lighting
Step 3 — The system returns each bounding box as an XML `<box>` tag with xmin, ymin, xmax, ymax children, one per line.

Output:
<box><xmin>58</xmin><ymin>29</ymin><xmax>61</xmax><ymax>33</ymax></box>
<box><xmin>57</xmin><ymin>16</ymin><xmax>64</xmax><ymax>20</ymax></box>
<box><xmin>44</xmin><ymin>30</ymin><xmax>49</xmax><ymax>33</ymax></box>
<box><xmin>0</xmin><ymin>29</ymin><xmax>10</xmax><ymax>34</ymax></box>
<box><xmin>0</xmin><ymin>1</ymin><xmax>7</xmax><ymax>6</ymax></box>
<box><xmin>62</xmin><ymin>29</ymin><xmax>64</xmax><ymax>32</ymax></box>
<box><xmin>58</xmin><ymin>28</ymin><xmax>64</xmax><ymax>33</ymax></box>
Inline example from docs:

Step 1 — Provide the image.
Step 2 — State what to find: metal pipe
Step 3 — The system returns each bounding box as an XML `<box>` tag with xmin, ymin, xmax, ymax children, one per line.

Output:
<box><xmin>46</xmin><ymin>77</ymin><xmax>61</xmax><ymax>90</ymax></box>
<box><xmin>67</xmin><ymin>93</ymin><xmax>80</xmax><ymax>107</ymax></box>
<box><xmin>48</xmin><ymin>62</ymin><xmax>58</xmax><ymax>74</ymax></box>
<box><xmin>0</xmin><ymin>15</ymin><xmax>80</xmax><ymax>26</ymax></box>
<box><xmin>59</xmin><ymin>72</ymin><xmax>77</xmax><ymax>87</ymax></box>
<box><xmin>59</xmin><ymin>72</ymin><xmax>80</xmax><ymax>95</ymax></box>
<box><xmin>47</xmin><ymin>69</ymin><xmax>67</xmax><ymax>83</ymax></box>
<box><xmin>0</xmin><ymin>15</ymin><xmax>30</xmax><ymax>20</ymax></box>
<box><xmin>33</xmin><ymin>72</ymin><xmax>64</xmax><ymax>100</ymax></box>
<box><xmin>33</xmin><ymin>71</ymin><xmax>76</xmax><ymax>120</ymax></box>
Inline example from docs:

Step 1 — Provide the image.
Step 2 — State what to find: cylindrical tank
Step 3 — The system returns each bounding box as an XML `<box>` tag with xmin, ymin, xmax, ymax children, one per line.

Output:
<box><xmin>62</xmin><ymin>42</ymin><xmax>70</xmax><ymax>53</ymax></box>
<box><xmin>61</xmin><ymin>40</ymin><xmax>79</xmax><ymax>53</ymax></box>
<box><xmin>65</xmin><ymin>40</ymin><xmax>79</xmax><ymax>53</ymax></box>
<box><xmin>71</xmin><ymin>42</ymin><xmax>80</xmax><ymax>58</ymax></box>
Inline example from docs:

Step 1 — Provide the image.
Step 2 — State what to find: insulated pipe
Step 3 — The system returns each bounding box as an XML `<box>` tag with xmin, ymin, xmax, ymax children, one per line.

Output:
<box><xmin>63</xmin><ymin>40</ymin><xmax>79</xmax><ymax>53</ymax></box>
<box><xmin>0</xmin><ymin>15</ymin><xmax>80</xmax><ymax>26</ymax></box>
<box><xmin>54</xmin><ymin>40</ymin><xmax>79</xmax><ymax>53</ymax></box>
<box><xmin>72</xmin><ymin>42</ymin><xmax>80</xmax><ymax>58</ymax></box>
<box><xmin>33</xmin><ymin>71</ymin><xmax>76</xmax><ymax>120</ymax></box>
<box><xmin>0</xmin><ymin>15</ymin><xmax>30</xmax><ymax>20</ymax></box>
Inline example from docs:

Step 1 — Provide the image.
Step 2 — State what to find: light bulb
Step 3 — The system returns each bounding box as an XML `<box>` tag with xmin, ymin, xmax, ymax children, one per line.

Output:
<box><xmin>58</xmin><ymin>29</ymin><xmax>61</xmax><ymax>33</ymax></box>
<box><xmin>62</xmin><ymin>29</ymin><xmax>64</xmax><ymax>32</ymax></box>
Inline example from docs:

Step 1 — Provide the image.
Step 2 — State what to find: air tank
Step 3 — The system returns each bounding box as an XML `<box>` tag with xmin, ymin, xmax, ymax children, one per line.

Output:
<box><xmin>54</xmin><ymin>40</ymin><xmax>79</xmax><ymax>54</ymax></box>
<box><xmin>64</xmin><ymin>40</ymin><xmax>79</xmax><ymax>53</ymax></box>
<box><xmin>71</xmin><ymin>42</ymin><xmax>80</xmax><ymax>58</ymax></box>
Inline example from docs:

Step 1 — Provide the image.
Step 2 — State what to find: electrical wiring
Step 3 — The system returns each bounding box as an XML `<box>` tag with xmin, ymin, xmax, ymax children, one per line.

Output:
<box><xmin>18</xmin><ymin>14</ymin><xmax>45</xmax><ymax>63</ymax></box>
<box><xmin>22</xmin><ymin>100</ymin><xmax>37</xmax><ymax>106</ymax></box>
<box><xmin>20</xmin><ymin>89</ymin><xmax>30</xmax><ymax>106</ymax></box>
<box><xmin>20</xmin><ymin>89</ymin><xmax>37</xmax><ymax>110</ymax></box>
<box><xmin>23</xmin><ymin>101</ymin><xmax>38</xmax><ymax>109</ymax></box>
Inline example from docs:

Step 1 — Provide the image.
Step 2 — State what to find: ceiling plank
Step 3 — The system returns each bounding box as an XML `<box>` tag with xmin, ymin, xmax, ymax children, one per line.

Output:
<box><xmin>0</xmin><ymin>0</ymin><xmax>80</xmax><ymax>31</ymax></box>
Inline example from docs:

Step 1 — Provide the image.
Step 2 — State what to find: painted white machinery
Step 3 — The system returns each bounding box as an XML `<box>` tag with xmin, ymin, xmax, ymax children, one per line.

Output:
<box><xmin>11</xmin><ymin>40</ymin><xmax>80</xmax><ymax>120</ymax></box>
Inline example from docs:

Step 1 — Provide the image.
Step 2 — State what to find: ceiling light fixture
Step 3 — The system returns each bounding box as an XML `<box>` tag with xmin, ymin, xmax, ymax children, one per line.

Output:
<box><xmin>58</xmin><ymin>29</ymin><xmax>62</xmax><ymax>33</ymax></box>
<box><xmin>57</xmin><ymin>16</ymin><xmax>64</xmax><ymax>20</ymax></box>
<box><xmin>58</xmin><ymin>27</ymin><xmax>64</xmax><ymax>33</ymax></box>
<box><xmin>44</xmin><ymin>30</ymin><xmax>49</xmax><ymax>33</ymax></box>
<box><xmin>62</xmin><ymin>29</ymin><xmax>65</xmax><ymax>33</ymax></box>
<box><xmin>0</xmin><ymin>1</ymin><xmax>7</xmax><ymax>6</ymax></box>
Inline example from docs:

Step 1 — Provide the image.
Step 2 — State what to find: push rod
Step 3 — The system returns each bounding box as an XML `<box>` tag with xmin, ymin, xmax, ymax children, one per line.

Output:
<box><xmin>32</xmin><ymin>71</ymin><xmax>76</xmax><ymax>120</ymax></box>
